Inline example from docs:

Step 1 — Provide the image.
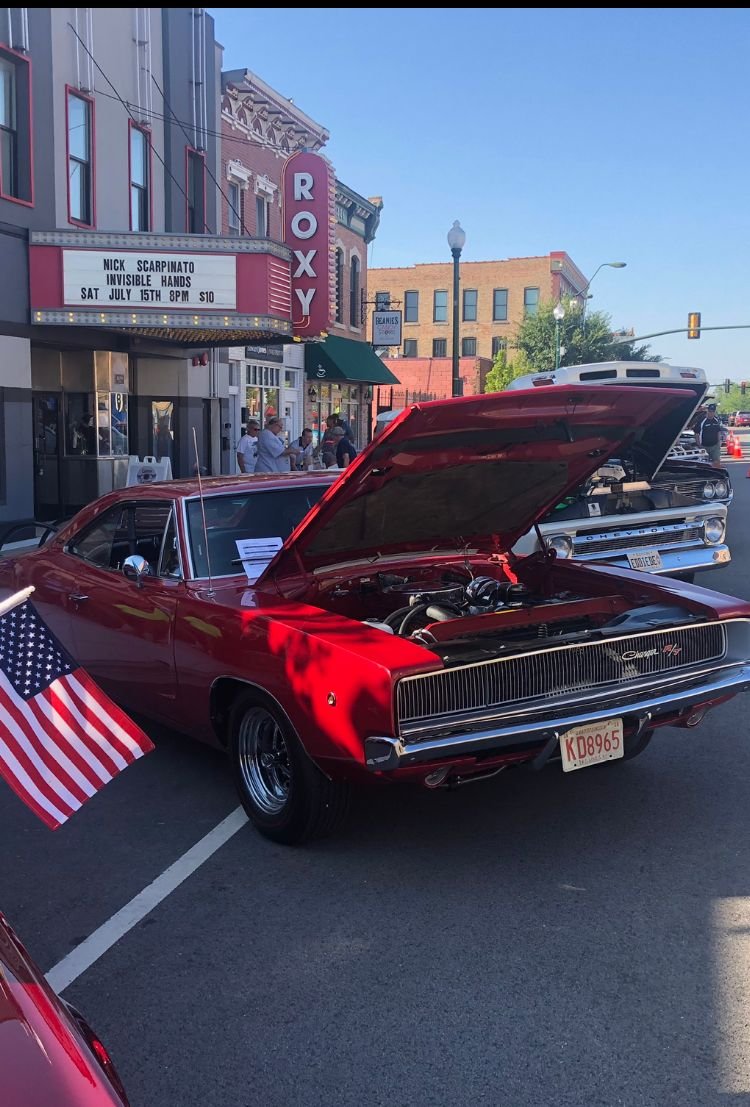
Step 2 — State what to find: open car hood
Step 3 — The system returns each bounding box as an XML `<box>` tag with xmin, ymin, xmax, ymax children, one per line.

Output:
<box><xmin>259</xmin><ymin>384</ymin><xmax>700</xmax><ymax>586</ymax></box>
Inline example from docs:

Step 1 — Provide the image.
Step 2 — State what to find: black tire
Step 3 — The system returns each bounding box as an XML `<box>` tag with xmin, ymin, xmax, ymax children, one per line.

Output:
<box><xmin>228</xmin><ymin>691</ymin><xmax>351</xmax><ymax>845</ymax></box>
<box><xmin>674</xmin><ymin>571</ymin><xmax>695</xmax><ymax>585</ymax></box>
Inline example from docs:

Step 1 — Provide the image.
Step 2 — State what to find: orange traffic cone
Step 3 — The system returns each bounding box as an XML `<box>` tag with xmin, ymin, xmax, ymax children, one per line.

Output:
<box><xmin>735</xmin><ymin>439</ymin><xmax>743</xmax><ymax>458</ymax></box>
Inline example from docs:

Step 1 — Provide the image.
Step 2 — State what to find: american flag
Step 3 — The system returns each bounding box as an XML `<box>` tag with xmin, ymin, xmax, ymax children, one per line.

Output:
<box><xmin>0</xmin><ymin>595</ymin><xmax>154</xmax><ymax>829</ymax></box>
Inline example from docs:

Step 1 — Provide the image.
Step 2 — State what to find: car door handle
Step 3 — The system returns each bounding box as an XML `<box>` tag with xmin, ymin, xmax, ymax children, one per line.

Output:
<box><xmin>68</xmin><ymin>593</ymin><xmax>89</xmax><ymax>603</ymax></box>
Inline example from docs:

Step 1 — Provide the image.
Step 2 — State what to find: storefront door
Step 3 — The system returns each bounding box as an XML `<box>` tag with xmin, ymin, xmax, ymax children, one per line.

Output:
<box><xmin>33</xmin><ymin>393</ymin><xmax>63</xmax><ymax>521</ymax></box>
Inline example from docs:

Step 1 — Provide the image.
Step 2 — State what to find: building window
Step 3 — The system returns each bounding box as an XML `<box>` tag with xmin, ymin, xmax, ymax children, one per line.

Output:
<box><xmin>461</xmin><ymin>337</ymin><xmax>477</xmax><ymax>357</ymax></box>
<box><xmin>493</xmin><ymin>289</ymin><xmax>508</xmax><ymax>322</ymax></box>
<box><xmin>492</xmin><ymin>336</ymin><xmax>508</xmax><ymax>358</ymax></box>
<box><xmin>256</xmin><ymin>194</ymin><xmax>268</xmax><ymax>237</ymax></box>
<box><xmin>404</xmin><ymin>290</ymin><xmax>419</xmax><ymax>323</ymax></box>
<box><xmin>227</xmin><ymin>182</ymin><xmax>240</xmax><ymax>234</ymax></box>
<box><xmin>129</xmin><ymin>124</ymin><xmax>150</xmax><ymax>231</ymax></box>
<box><xmin>403</xmin><ymin>339</ymin><xmax>418</xmax><ymax>358</ymax></box>
<box><xmin>375</xmin><ymin>291</ymin><xmax>391</xmax><ymax>310</ymax></box>
<box><xmin>0</xmin><ymin>51</ymin><xmax>30</xmax><ymax>203</ymax></box>
<box><xmin>432</xmin><ymin>338</ymin><xmax>447</xmax><ymax>357</ymax></box>
<box><xmin>463</xmin><ymin>289</ymin><xmax>477</xmax><ymax>322</ymax></box>
<box><xmin>349</xmin><ymin>255</ymin><xmax>360</xmax><ymax>327</ymax></box>
<box><xmin>335</xmin><ymin>248</ymin><xmax>344</xmax><ymax>323</ymax></box>
<box><xmin>186</xmin><ymin>149</ymin><xmax>205</xmax><ymax>233</ymax></box>
<box><xmin>67</xmin><ymin>90</ymin><xmax>94</xmax><ymax>226</ymax></box>
<box><xmin>433</xmin><ymin>290</ymin><xmax>448</xmax><ymax>323</ymax></box>
<box><xmin>524</xmin><ymin>287</ymin><xmax>540</xmax><ymax>316</ymax></box>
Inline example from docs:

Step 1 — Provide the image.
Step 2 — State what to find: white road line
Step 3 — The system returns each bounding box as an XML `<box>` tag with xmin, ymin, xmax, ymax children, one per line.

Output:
<box><xmin>46</xmin><ymin>806</ymin><xmax>248</xmax><ymax>994</ymax></box>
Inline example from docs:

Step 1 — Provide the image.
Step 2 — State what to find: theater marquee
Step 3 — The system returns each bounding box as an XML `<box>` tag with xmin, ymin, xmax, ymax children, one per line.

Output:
<box><xmin>62</xmin><ymin>250</ymin><xmax>237</xmax><ymax>310</ymax></box>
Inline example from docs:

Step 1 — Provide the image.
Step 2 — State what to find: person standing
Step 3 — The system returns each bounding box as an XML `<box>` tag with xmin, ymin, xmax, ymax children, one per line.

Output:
<box><xmin>294</xmin><ymin>428</ymin><xmax>315</xmax><ymax>471</ymax></box>
<box><xmin>236</xmin><ymin>419</ymin><xmax>260</xmax><ymax>474</ymax></box>
<box><xmin>696</xmin><ymin>403</ymin><xmax>726</xmax><ymax>466</ymax></box>
<box><xmin>331</xmin><ymin>425</ymin><xmax>358</xmax><ymax>468</ymax></box>
<box><xmin>255</xmin><ymin>417</ymin><xmax>299</xmax><ymax>473</ymax></box>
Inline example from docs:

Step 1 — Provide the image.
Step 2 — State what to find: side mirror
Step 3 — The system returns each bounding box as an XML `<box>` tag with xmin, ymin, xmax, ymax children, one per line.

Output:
<box><xmin>122</xmin><ymin>554</ymin><xmax>150</xmax><ymax>585</ymax></box>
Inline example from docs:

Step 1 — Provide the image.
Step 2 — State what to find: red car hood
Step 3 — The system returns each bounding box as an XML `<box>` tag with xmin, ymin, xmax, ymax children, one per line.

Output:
<box><xmin>0</xmin><ymin>913</ymin><xmax>127</xmax><ymax>1106</ymax></box>
<box><xmin>260</xmin><ymin>384</ymin><xmax>698</xmax><ymax>586</ymax></box>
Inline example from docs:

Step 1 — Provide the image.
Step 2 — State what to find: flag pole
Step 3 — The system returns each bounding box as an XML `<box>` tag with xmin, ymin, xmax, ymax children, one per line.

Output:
<box><xmin>0</xmin><ymin>586</ymin><xmax>35</xmax><ymax>618</ymax></box>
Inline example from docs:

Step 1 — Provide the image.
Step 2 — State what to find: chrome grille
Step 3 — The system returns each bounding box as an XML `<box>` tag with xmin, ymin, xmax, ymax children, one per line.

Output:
<box><xmin>396</xmin><ymin>622</ymin><xmax>727</xmax><ymax>731</ymax></box>
<box><xmin>573</xmin><ymin>522</ymin><xmax>703</xmax><ymax>557</ymax></box>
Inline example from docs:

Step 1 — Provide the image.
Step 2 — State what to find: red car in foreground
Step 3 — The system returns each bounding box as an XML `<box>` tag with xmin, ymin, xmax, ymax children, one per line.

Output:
<box><xmin>0</xmin><ymin>911</ymin><xmax>129</xmax><ymax>1106</ymax></box>
<box><xmin>2</xmin><ymin>386</ymin><xmax>750</xmax><ymax>843</ymax></box>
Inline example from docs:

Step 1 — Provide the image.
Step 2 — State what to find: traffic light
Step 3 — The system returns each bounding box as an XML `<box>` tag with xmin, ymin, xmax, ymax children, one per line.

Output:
<box><xmin>725</xmin><ymin>379</ymin><xmax>732</xmax><ymax>393</ymax></box>
<box><xmin>742</xmin><ymin>381</ymin><xmax>747</xmax><ymax>396</ymax></box>
<box><xmin>687</xmin><ymin>311</ymin><xmax>701</xmax><ymax>339</ymax></box>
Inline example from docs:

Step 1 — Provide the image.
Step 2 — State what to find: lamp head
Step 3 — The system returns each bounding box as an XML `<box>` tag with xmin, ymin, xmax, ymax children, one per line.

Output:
<box><xmin>553</xmin><ymin>303</ymin><xmax>566</xmax><ymax>321</ymax></box>
<box><xmin>447</xmin><ymin>220</ymin><xmax>466</xmax><ymax>252</ymax></box>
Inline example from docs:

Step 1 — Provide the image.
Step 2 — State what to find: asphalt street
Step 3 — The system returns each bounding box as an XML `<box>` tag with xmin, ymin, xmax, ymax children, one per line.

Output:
<box><xmin>2</xmin><ymin>457</ymin><xmax>750</xmax><ymax>1107</ymax></box>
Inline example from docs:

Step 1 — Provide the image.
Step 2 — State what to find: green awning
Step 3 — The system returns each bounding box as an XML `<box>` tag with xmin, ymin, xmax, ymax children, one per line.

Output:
<box><xmin>305</xmin><ymin>334</ymin><xmax>400</xmax><ymax>385</ymax></box>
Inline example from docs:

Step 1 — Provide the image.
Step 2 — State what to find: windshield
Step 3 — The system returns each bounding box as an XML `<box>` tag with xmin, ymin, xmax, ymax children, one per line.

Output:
<box><xmin>186</xmin><ymin>486</ymin><xmax>328</xmax><ymax>578</ymax></box>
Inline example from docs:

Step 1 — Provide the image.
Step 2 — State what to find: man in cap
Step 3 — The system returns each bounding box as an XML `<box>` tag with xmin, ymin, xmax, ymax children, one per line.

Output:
<box><xmin>236</xmin><ymin>418</ymin><xmax>260</xmax><ymax>474</ymax></box>
<box><xmin>696</xmin><ymin>402</ymin><xmax>726</xmax><ymax>466</ymax></box>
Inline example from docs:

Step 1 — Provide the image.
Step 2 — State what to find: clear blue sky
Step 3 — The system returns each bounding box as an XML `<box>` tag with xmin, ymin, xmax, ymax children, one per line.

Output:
<box><xmin>211</xmin><ymin>7</ymin><xmax>750</xmax><ymax>381</ymax></box>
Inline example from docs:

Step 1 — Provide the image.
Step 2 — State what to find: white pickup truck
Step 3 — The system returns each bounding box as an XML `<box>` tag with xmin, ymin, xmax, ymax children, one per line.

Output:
<box><xmin>507</xmin><ymin>362</ymin><xmax>731</xmax><ymax>582</ymax></box>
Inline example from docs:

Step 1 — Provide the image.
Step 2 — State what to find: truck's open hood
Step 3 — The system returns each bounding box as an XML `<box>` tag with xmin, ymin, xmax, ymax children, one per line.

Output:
<box><xmin>259</xmin><ymin>384</ymin><xmax>699</xmax><ymax>586</ymax></box>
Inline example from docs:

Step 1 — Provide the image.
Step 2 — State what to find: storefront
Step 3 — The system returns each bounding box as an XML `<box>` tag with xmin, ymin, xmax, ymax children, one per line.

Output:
<box><xmin>304</xmin><ymin>334</ymin><xmax>399</xmax><ymax>448</ymax></box>
<box><xmin>26</xmin><ymin>230</ymin><xmax>294</xmax><ymax>521</ymax></box>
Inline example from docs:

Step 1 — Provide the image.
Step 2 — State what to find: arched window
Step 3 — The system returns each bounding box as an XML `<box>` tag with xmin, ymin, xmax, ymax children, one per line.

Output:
<box><xmin>349</xmin><ymin>255</ymin><xmax>360</xmax><ymax>327</ymax></box>
<box><xmin>335</xmin><ymin>248</ymin><xmax>344</xmax><ymax>323</ymax></box>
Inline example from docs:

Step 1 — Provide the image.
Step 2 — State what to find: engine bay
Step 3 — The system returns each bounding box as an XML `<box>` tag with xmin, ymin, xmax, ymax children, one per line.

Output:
<box><xmin>313</xmin><ymin>561</ymin><xmax>700</xmax><ymax>666</ymax></box>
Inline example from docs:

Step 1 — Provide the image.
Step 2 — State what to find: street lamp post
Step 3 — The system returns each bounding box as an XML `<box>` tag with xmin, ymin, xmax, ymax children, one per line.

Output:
<box><xmin>553</xmin><ymin>302</ymin><xmax>565</xmax><ymax>369</ymax></box>
<box><xmin>447</xmin><ymin>220</ymin><xmax>466</xmax><ymax>397</ymax></box>
<box><xmin>578</xmin><ymin>261</ymin><xmax>627</xmax><ymax>333</ymax></box>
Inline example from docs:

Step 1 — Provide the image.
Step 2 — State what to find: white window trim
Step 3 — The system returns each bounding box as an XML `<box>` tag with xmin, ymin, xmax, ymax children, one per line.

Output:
<box><xmin>226</xmin><ymin>159</ymin><xmax>252</xmax><ymax>188</ymax></box>
<box><xmin>254</xmin><ymin>173</ymin><xmax>277</xmax><ymax>200</ymax></box>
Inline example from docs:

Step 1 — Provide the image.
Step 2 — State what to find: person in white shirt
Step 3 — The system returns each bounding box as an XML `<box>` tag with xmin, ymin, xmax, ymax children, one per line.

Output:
<box><xmin>236</xmin><ymin>419</ymin><xmax>260</xmax><ymax>474</ymax></box>
<box><xmin>294</xmin><ymin>427</ymin><xmax>315</xmax><ymax>470</ymax></box>
<box><xmin>255</xmin><ymin>417</ymin><xmax>299</xmax><ymax>474</ymax></box>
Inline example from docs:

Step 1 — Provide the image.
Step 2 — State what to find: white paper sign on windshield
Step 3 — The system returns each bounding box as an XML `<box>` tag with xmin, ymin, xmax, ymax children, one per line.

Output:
<box><xmin>235</xmin><ymin>537</ymin><xmax>283</xmax><ymax>583</ymax></box>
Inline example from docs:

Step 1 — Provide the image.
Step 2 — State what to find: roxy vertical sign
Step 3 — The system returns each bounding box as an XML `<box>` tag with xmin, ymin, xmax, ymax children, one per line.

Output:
<box><xmin>282</xmin><ymin>151</ymin><xmax>335</xmax><ymax>338</ymax></box>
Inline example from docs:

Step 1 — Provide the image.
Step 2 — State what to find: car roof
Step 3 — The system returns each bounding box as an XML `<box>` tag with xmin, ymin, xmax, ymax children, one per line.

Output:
<box><xmin>103</xmin><ymin>471</ymin><xmax>339</xmax><ymax>503</ymax></box>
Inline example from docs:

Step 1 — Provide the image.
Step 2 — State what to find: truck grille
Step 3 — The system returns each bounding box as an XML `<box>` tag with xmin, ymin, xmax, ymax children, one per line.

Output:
<box><xmin>396</xmin><ymin>622</ymin><xmax>726</xmax><ymax>732</ymax></box>
<box><xmin>573</xmin><ymin>522</ymin><xmax>704</xmax><ymax>557</ymax></box>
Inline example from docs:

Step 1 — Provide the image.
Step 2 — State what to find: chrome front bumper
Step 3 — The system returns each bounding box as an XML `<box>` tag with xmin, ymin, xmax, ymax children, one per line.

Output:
<box><xmin>364</xmin><ymin>663</ymin><xmax>750</xmax><ymax>772</ymax></box>
<box><xmin>584</xmin><ymin>543</ymin><xmax>731</xmax><ymax>576</ymax></box>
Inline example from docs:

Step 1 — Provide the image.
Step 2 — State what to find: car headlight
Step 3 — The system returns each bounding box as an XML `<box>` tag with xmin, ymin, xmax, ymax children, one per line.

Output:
<box><xmin>703</xmin><ymin>482</ymin><xmax>716</xmax><ymax>499</ymax></box>
<box><xmin>704</xmin><ymin>517</ymin><xmax>725</xmax><ymax>545</ymax></box>
<box><xmin>714</xmin><ymin>479</ymin><xmax>728</xmax><ymax>499</ymax></box>
<box><xmin>545</xmin><ymin>535</ymin><xmax>574</xmax><ymax>559</ymax></box>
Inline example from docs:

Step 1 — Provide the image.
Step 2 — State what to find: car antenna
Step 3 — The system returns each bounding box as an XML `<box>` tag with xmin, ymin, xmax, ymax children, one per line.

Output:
<box><xmin>192</xmin><ymin>426</ymin><xmax>214</xmax><ymax>597</ymax></box>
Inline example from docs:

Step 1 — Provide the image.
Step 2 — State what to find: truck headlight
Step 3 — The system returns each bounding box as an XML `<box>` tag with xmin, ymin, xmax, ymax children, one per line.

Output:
<box><xmin>545</xmin><ymin>535</ymin><xmax>574</xmax><ymax>559</ymax></box>
<box><xmin>704</xmin><ymin>517</ymin><xmax>725</xmax><ymax>545</ymax></box>
<box><xmin>703</xmin><ymin>482</ymin><xmax>717</xmax><ymax>499</ymax></box>
<box><xmin>714</xmin><ymin>479</ymin><xmax>728</xmax><ymax>499</ymax></box>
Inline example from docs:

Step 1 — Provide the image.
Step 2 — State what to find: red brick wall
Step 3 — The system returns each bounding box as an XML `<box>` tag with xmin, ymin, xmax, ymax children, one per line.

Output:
<box><xmin>221</xmin><ymin>117</ymin><xmax>285</xmax><ymax>239</ymax></box>
<box><xmin>373</xmin><ymin>356</ymin><xmax>493</xmax><ymax>410</ymax></box>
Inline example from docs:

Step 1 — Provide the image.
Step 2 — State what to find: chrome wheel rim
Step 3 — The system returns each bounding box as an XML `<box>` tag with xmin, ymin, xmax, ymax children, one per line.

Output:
<box><xmin>237</xmin><ymin>707</ymin><xmax>292</xmax><ymax>815</ymax></box>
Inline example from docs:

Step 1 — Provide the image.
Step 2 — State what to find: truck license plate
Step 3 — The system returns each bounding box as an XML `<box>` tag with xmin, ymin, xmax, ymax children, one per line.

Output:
<box><xmin>627</xmin><ymin>549</ymin><xmax>663</xmax><ymax>571</ymax></box>
<box><xmin>560</xmin><ymin>717</ymin><xmax>624</xmax><ymax>772</ymax></box>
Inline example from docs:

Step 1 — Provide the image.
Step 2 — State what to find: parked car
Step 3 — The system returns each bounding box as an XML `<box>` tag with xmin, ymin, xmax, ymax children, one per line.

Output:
<box><xmin>508</xmin><ymin>364</ymin><xmax>732</xmax><ymax>583</ymax></box>
<box><xmin>733</xmin><ymin>411</ymin><xmax>750</xmax><ymax>427</ymax></box>
<box><xmin>1</xmin><ymin>387</ymin><xmax>749</xmax><ymax>844</ymax></box>
<box><xmin>0</xmin><ymin>910</ymin><xmax>130</xmax><ymax>1106</ymax></box>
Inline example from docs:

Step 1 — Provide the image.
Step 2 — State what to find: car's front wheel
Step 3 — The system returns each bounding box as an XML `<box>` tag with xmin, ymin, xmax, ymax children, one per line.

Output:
<box><xmin>228</xmin><ymin>692</ymin><xmax>351</xmax><ymax>845</ymax></box>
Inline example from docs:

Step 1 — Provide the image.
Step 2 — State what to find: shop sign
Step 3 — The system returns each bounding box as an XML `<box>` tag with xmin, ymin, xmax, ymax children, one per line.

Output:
<box><xmin>245</xmin><ymin>345</ymin><xmax>284</xmax><ymax>363</ymax></box>
<box><xmin>282</xmin><ymin>151</ymin><xmax>335</xmax><ymax>338</ymax></box>
<box><xmin>62</xmin><ymin>250</ymin><xmax>237</xmax><ymax>310</ymax></box>
<box><xmin>372</xmin><ymin>310</ymin><xmax>402</xmax><ymax>347</ymax></box>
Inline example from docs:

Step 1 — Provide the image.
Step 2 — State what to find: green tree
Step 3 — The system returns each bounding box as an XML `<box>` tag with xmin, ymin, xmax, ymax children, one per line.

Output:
<box><xmin>483</xmin><ymin>346</ymin><xmax>528</xmax><ymax>392</ymax></box>
<box><xmin>716</xmin><ymin>383</ymin><xmax>749</xmax><ymax>414</ymax></box>
<box><xmin>513</xmin><ymin>301</ymin><xmax>661</xmax><ymax>372</ymax></box>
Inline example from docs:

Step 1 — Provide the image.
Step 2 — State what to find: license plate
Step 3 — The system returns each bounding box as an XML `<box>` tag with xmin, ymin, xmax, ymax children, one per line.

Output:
<box><xmin>560</xmin><ymin>717</ymin><xmax>624</xmax><ymax>772</ymax></box>
<box><xmin>627</xmin><ymin>549</ymin><xmax>663</xmax><ymax>571</ymax></box>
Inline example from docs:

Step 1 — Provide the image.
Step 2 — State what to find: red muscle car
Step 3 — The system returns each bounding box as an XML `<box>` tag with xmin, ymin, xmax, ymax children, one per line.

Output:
<box><xmin>2</xmin><ymin>386</ymin><xmax>749</xmax><ymax>844</ymax></box>
<box><xmin>0</xmin><ymin>911</ymin><xmax>129</xmax><ymax>1106</ymax></box>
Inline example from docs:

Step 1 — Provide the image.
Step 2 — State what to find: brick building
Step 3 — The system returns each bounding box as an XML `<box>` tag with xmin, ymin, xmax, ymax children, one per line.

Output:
<box><xmin>220</xmin><ymin>69</ymin><xmax>393</xmax><ymax>450</ymax></box>
<box><xmin>367</xmin><ymin>251</ymin><xmax>588</xmax><ymax>363</ymax></box>
<box><xmin>373</xmin><ymin>356</ymin><xmax>492</xmax><ymax>412</ymax></box>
